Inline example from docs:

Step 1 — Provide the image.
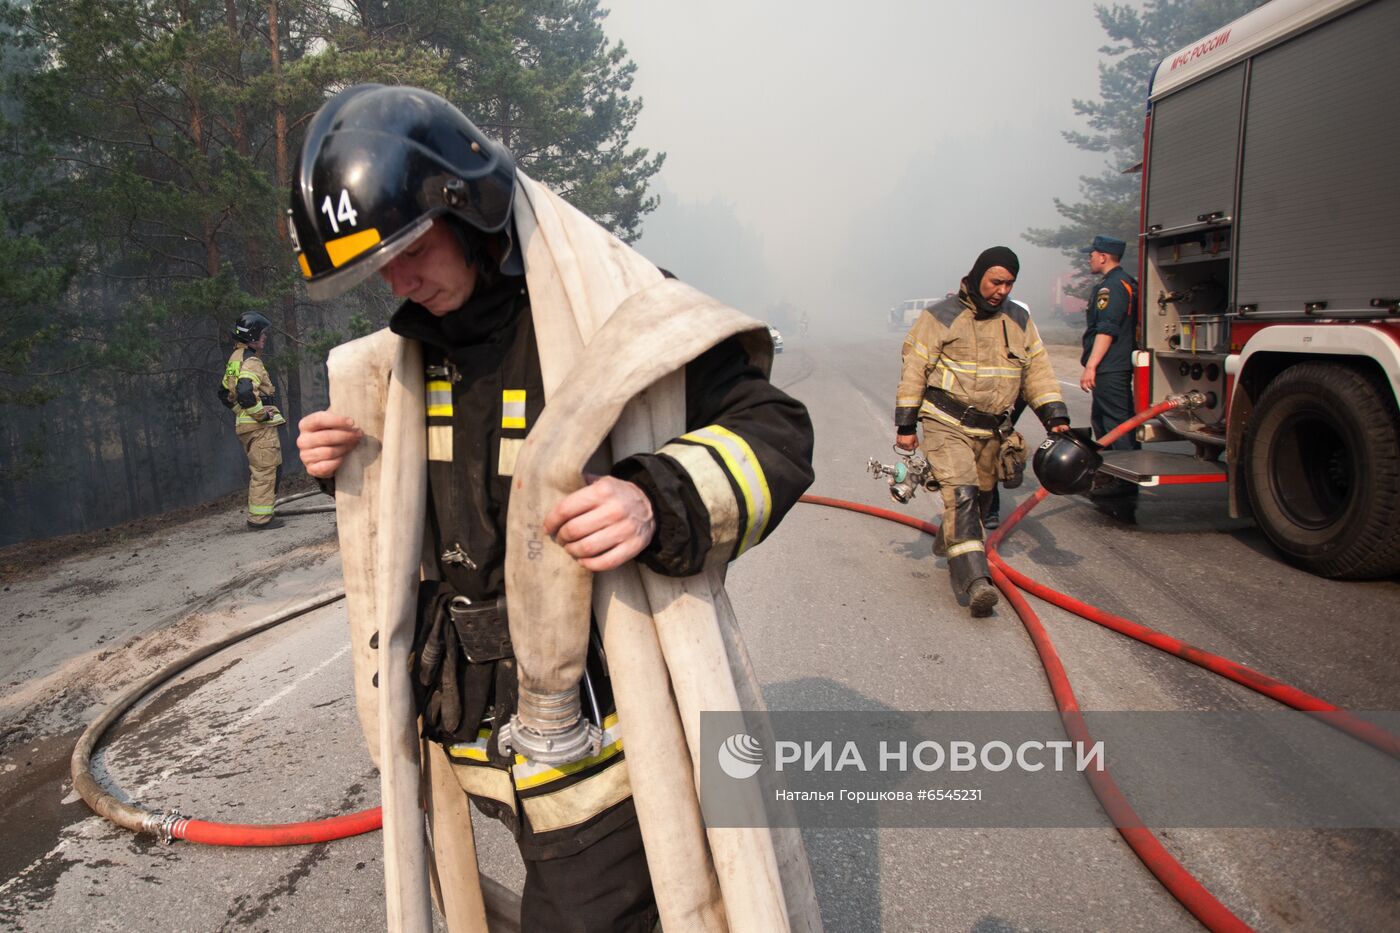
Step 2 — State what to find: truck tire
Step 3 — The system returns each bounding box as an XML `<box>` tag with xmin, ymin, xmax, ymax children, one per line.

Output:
<box><xmin>1243</xmin><ymin>361</ymin><xmax>1400</xmax><ymax>579</ymax></box>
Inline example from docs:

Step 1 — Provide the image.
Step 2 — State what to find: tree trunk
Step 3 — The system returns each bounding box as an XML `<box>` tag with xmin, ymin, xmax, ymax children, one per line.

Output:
<box><xmin>268</xmin><ymin>0</ymin><xmax>303</xmax><ymax>445</ymax></box>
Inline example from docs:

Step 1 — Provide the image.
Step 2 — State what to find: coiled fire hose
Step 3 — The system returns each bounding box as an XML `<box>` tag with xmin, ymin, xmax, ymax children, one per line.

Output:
<box><xmin>70</xmin><ymin>489</ymin><xmax>365</xmax><ymax>845</ymax></box>
<box><xmin>69</xmin><ymin>587</ymin><xmax>372</xmax><ymax>845</ymax></box>
<box><xmin>803</xmin><ymin>395</ymin><xmax>1400</xmax><ymax>933</ymax></box>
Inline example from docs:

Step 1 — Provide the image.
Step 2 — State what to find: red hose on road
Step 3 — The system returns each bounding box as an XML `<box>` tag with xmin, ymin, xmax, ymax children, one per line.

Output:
<box><xmin>72</xmin><ymin>587</ymin><xmax>387</xmax><ymax>847</ymax></box>
<box><xmin>804</xmin><ymin>394</ymin><xmax>1397</xmax><ymax>930</ymax></box>
<box><xmin>804</xmin><ymin>491</ymin><xmax>1251</xmax><ymax>930</ymax></box>
<box><xmin>170</xmin><ymin>808</ymin><xmax>383</xmax><ymax>846</ymax></box>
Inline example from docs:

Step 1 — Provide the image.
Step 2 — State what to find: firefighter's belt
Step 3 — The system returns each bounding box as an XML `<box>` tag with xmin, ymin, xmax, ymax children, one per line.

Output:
<box><xmin>447</xmin><ymin>595</ymin><xmax>513</xmax><ymax>663</ymax></box>
<box><xmin>924</xmin><ymin>386</ymin><xmax>1015</xmax><ymax>437</ymax></box>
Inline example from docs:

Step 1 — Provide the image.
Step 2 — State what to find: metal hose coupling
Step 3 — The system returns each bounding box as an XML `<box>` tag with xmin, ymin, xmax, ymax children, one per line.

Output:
<box><xmin>1165</xmin><ymin>390</ymin><xmax>1209</xmax><ymax>410</ymax></box>
<box><xmin>141</xmin><ymin>809</ymin><xmax>186</xmax><ymax>845</ymax></box>
<box><xmin>498</xmin><ymin>685</ymin><xmax>601</xmax><ymax>765</ymax></box>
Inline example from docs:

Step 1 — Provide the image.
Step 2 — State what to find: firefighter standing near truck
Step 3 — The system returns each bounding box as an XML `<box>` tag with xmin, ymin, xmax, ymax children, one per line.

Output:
<box><xmin>896</xmin><ymin>246</ymin><xmax>1070</xmax><ymax>617</ymax></box>
<box><xmin>222</xmin><ymin>311</ymin><xmax>286</xmax><ymax>530</ymax></box>
<box><xmin>1078</xmin><ymin>235</ymin><xmax>1141</xmax><ymax>456</ymax></box>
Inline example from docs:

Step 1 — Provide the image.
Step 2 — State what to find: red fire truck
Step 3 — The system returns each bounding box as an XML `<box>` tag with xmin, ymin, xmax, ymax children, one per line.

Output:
<box><xmin>1103</xmin><ymin>0</ymin><xmax>1400</xmax><ymax>579</ymax></box>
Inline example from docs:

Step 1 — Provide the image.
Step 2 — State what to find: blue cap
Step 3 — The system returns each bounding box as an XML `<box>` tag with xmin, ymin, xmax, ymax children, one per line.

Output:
<box><xmin>1081</xmin><ymin>235</ymin><xmax>1126</xmax><ymax>257</ymax></box>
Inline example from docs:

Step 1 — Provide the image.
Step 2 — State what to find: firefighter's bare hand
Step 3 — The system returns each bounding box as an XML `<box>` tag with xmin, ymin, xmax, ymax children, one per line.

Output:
<box><xmin>545</xmin><ymin>475</ymin><xmax>656</xmax><ymax>572</ymax></box>
<box><xmin>895</xmin><ymin>432</ymin><xmax>919</xmax><ymax>451</ymax></box>
<box><xmin>297</xmin><ymin>410</ymin><xmax>364</xmax><ymax>479</ymax></box>
<box><xmin>1079</xmin><ymin>366</ymin><xmax>1097</xmax><ymax>391</ymax></box>
<box><xmin>1050</xmin><ymin>424</ymin><xmax>1071</xmax><ymax>434</ymax></box>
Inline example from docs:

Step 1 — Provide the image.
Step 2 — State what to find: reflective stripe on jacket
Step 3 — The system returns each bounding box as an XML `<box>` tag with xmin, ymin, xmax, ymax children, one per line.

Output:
<box><xmin>896</xmin><ymin>286</ymin><xmax>1066</xmax><ymax>436</ymax></box>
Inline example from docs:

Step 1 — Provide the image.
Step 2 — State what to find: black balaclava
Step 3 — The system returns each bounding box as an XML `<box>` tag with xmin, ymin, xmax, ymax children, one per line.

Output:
<box><xmin>963</xmin><ymin>246</ymin><xmax>1021</xmax><ymax>317</ymax></box>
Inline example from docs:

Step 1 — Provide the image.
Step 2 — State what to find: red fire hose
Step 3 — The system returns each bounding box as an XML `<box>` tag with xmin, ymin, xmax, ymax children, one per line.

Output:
<box><xmin>70</xmin><ymin>587</ymin><xmax>384</xmax><ymax>846</ymax></box>
<box><xmin>74</xmin><ymin>406</ymin><xmax>1394</xmax><ymax>932</ymax></box>
<box><xmin>799</xmin><ymin>395</ymin><xmax>1398</xmax><ymax>932</ymax></box>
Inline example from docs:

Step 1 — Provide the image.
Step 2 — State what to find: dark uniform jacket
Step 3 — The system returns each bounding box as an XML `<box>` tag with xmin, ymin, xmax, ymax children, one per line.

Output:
<box><xmin>1081</xmin><ymin>266</ymin><xmax>1137</xmax><ymax>373</ymax></box>
<box><xmin>388</xmin><ymin>272</ymin><xmax>814</xmax><ymax>856</ymax></box>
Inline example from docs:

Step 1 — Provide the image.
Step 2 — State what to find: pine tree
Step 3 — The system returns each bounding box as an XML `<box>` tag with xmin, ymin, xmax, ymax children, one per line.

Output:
<box><xmin>1025</xmin><ymin>0</ymin><xmax>1267</xmax><ymax>281</ymax></box>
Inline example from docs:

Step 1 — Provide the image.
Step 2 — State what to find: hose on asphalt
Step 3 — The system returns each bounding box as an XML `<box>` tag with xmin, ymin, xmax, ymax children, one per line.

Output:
<box><xmin>73</xmin><ymin>408</ymin><xmax>1397</xmax><ymax>930</ymax></box>
<box><xmin>68</xmin><ymin>587</ymin><xmax>384</xmax><ymax>846</ymax></box>
<box><xmin>274</xmin><ymin>488</ymin><xmax>336</xmax><ymax>516</ymax></box>
<box><xmin>799</xmin><ymin>396</ymin><xmax>1398</xmax><ymax>932</ymax></box>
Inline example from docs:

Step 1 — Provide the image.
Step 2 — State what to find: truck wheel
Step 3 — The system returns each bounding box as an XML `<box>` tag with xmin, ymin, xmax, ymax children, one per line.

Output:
<box><xmin>1243</xmin><ymin>362</ymin><xmax>1400</xmax><ymax>579</ymax></box>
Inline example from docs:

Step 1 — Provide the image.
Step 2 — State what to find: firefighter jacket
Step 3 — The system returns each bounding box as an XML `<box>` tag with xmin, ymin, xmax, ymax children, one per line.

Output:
<box><xmin>222</xmin><ymin>344</ymin><xmax>286</xmax><ymax>434</ymax></box>
<box><xmin>895</xmin><ymin>285</ymin><xmax>1069</xmax><ymax>437</ymax></box>
<box><xmin>387</xmin><ymin>272</ymin><xmax>814</xmax><ymax>855</ymax></box>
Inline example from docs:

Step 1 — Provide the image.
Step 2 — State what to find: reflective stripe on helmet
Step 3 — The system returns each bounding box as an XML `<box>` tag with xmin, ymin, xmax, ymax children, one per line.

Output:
<box><xmin>325</xmin><ymin>228</ymin><xmax>382</xmax><ymax>268</ymax></box>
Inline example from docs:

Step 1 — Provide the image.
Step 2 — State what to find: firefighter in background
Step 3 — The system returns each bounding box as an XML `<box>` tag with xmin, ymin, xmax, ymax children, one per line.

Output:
<box><xmin>1078</xmin><ymin>235</ymin><xmax>1141</xmax><ymax>458</ymax></box>
<box><xmin>222</xmin><ymin>311</ymin><xmax>286</xmax><ymax>530</ymax></box>
<box><xmin>290</xmin><ymin>85</ymin><xmax>813</xmax><ymax>931</ymax></box>
<box><xmin>896</xmin><ymin>246</ymin><xmax>1070</xmax><ymax>617</ymax></box>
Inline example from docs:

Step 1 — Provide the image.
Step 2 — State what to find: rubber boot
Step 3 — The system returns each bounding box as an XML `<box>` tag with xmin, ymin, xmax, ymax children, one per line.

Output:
<box><xmin>967</xmin><ymin>577</ymin><xmax>999</xmax><ymax>618</ymax></box>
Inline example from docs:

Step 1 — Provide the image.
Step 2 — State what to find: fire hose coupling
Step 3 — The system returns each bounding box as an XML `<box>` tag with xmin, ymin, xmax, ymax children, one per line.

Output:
<box><xmin>1165</xmin><ymin>389</ymin><xmax>1209</xmax><ymax>410</ymax></box>
<box><xmin>868</xmin><ymin>447</ymin><xmax>937</xmax><ymax>504</ymax></box>
<box><xmin>141</xmin><ymin>809</ymin><xmax>186</xmax><ymax>845</ymax></box>
<box><xmin>498</xmin><ymin>685</ymin><xmax>602</xmax><ymax>765</ymax></box>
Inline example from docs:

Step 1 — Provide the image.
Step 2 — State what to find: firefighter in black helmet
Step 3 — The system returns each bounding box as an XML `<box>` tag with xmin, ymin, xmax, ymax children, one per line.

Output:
<box><xmin>289</xmin><ymin>85</ymin><xmax>813</xmax><ymax>931</ymax></box>
<box><xmin>222</xmin><ymin>311</ymin><xmax>285</xmax><ymax>529</ymax></box>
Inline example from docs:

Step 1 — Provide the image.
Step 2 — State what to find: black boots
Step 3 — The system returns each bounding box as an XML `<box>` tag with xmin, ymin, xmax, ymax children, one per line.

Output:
<box><xmin>967</xmin><ymin>577</ymin><xmax>999</xmax><ymax>617</ymax></box>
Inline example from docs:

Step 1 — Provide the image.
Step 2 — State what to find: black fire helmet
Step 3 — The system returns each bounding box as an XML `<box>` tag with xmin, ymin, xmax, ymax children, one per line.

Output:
<box><xmin>232</xmin><ymin>311</ymin><xmax>272</xmax><ymax>343</ymax></box>
<box><xmin>1032</xmin><ymin>429</ymin><xmax>1104</xmax><ymax>496</ymax></box>
<box><xmin>288</xmin><ymin>84</ymin><xmax>516</xmax><ymax>301</ymax></box>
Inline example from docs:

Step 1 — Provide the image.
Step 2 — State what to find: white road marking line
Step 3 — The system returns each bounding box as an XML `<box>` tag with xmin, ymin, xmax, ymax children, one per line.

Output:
<box><xmin>133</xmin><ymin>643</ymin><xmax>350</xmax><ymax>797</ymax></box>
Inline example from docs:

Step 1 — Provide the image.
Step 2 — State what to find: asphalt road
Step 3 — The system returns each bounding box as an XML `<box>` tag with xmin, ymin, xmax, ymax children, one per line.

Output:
<box><xmin>1</xmin><ymin>330</ymin><xmax>1396</xmax><ymax>931</ymax></box>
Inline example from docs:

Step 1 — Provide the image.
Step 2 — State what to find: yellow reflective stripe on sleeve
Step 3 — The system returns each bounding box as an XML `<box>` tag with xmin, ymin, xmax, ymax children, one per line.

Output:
<box><xmin>657</xmin><ymin>441</ymin><xmax>740</xmax><ymax>558</ymax></box>
<box><xmin>896</xmin><ymin>396</ymin><xmax>923</xmax><ymax>406</ymax></box>
<box><xmin>324</xmin><ymin>228</ymin><xmax>382</xmax><ymax>268</ymax></box>
<box><xmin>947</xmin><ymin>540</ymin><xmax>985</xmax><ymax>557</ymax></box>
<box><xmin>501</xmin><ymin>389</ymin><xmax>526</xmax><ymax>429</ymax></box>
<box><xmin>681</xmin><ymin>424</ymin><xmax>772</xmax><ymax>555</ymax></box>
<box><xmin>1027</xmin><ymin>392</ymin><xmax>1064</xmax><ymax>408</ymax></box>
<box><xmin>905</xmin><ymin>340</ymin><xmax>931</xmax><ymax>361</ymax></box>
<box><xmin>521</xmin><ymin>759</ymin><xmax>633</xmax><ymax>833</ymax></box>
<box><xmin>511</xmin><ymin>713</ymin><xmax>623</xmax><ymax>790</ymax></box>
<box><xmin>426</xmin><ymin>379</ymin><xmax>453</xmax><ymax>417</ymax></box>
